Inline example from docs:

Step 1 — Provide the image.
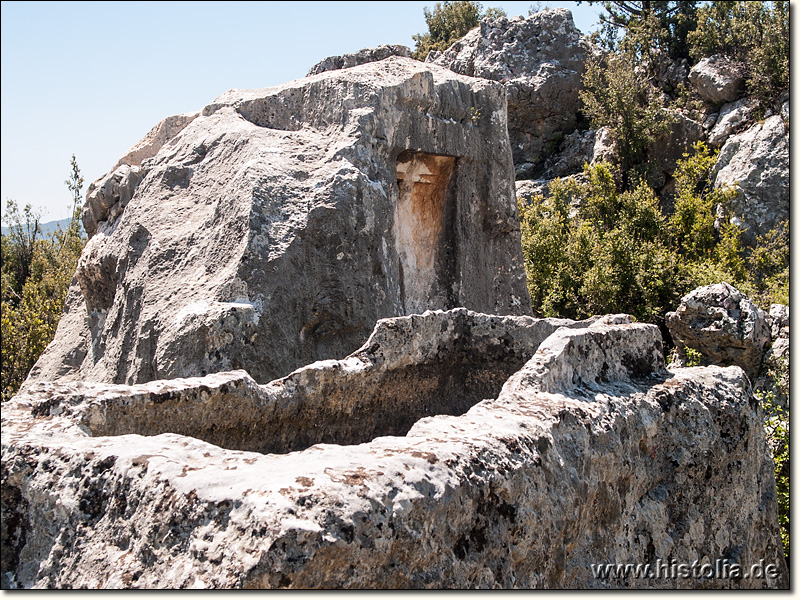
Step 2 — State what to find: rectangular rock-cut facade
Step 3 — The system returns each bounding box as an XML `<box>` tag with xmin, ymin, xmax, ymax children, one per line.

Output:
<box><xmin>394</xmin><ymin>151</ymin><xmax>457</xmax><ymax>314</ymax></box>
<box><xmin>25</xmin><ymin>57</ymin><xmax>530</xmax><ymax>388</ymax></box>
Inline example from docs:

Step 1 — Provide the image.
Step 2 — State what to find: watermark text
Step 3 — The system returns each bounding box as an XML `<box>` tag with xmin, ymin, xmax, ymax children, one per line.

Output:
<box><xmin>591</xmin><ymin>558</ymin><xmax>780</xmax><ymax>580</ymax></box>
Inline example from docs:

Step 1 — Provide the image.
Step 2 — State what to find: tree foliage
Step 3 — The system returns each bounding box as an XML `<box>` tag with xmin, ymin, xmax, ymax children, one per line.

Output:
<box><xmin>580</xmin><ymin>47</ymin><xmax>674</xmax><ymax>178</ymax></box>
<box><xmin>518</xmin><ymin>143</ymin><xmax>789</xmax><ymax>559</ymax></box>
<box><xmin>1</xmin><ymin>158</ymin><xmax>87</xmax><ymax>401</ymax></box>
<box><xmin>519</xmin><ymin>142</ymin><xmax>787</xmax><ymax>323</ymax></box>
<box><xmin>519</xmin><ymin>162</ymin><xmax>682</xmax><ymax>322</ymax></box>
<box><xmin>760</xmin><ymin>355</ymin><xmax>790</xmax><ymax>564</ymax></box>
<box><xmin>581</xmin><ymin>1</ymin><xmax>699</xmax><ymax>59</ymax></box>
<box><xmin>412</xmin><ymin>1</ymin><xmax>506</xmax><ymax>60</ymax></box>
<box><xmin>688</xmin><ymin>1</ymin><xmax>789</xmax><ymax>104</ymax></box>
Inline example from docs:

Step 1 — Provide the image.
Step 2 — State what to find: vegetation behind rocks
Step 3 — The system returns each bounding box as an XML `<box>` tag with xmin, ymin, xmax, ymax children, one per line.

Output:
<box><xmin>1</xmin><ymin>156</ymin><xmax>86</xmax><ymax>401</ymax></box>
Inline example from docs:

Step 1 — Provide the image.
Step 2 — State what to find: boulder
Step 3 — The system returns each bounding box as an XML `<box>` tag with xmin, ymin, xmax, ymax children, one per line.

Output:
<box><xmin>702</xmin><ymin>112</ymin><xmax>718</xmax><ymax>132</ymax></box>
<box><xmin>429</xmin><ymin>8</ymin><xmax>590</xmax><ymax>167</ymax></box>
<box><xmin>779</xmin><ymin>90</ymin><xmax>789</xmax><ymax>122</ymax></box>
<box><xmin>514</xmin><ymin>128</ymin><xmax>594</xmax><ymax>182</ymax></box>
<box><xmin>25</xmin><ymin>57</ymin><xmax>531</xmax><ymax>389</ymax></box>
<box><xmin>688</xmin><ymin>55</ymin><xmax>745</xmax><ymax>106</ymax></box>
<box><xmin>307</xmin><ymin>44</ymin><xmax>412</xmax><ymax>75</ymax></box>
<box><xmin>83</xmin><ymin>112</ymin><xmax>200</xmax><ymax>236</ymax></box>
<box><xmin>82</xmin><ymin>164</ymin><xmax>145</xmax><ymax>237</ymax></box>
<box><xmin>652</xmin><ymin>54</ymin><xmax>689</xmax><ymax>94</ymax></box>
<box><xmin>768</xmin><ymin>303</ymin><xmax>789</xmax><ymax>340</ymax></box>
<box><xmin>112</xmin><ymin>112</ymin><xmax>199</xmax><ymax>170</ymax></box>
<box><xmin>708</xmin><ymin>98</ymin><xmax>757</xmax><ymax>148</ymax></box>
<box><xmin>515</xmin><ymin>178</ymin><xmax>549</xmax><ymax>203</ymax></box>
<box><xmin>713</xmin><ymin>115</ymin><xmax>789</xmax><ymax>245</ymax></box>
<box><xmin>666</xmin><ymin>283</ymin><xmax>770</xmax><ymax>378</ymax></box>
<box><xmin>648</xmin><ymin>110</ymin><xmax>704</xmax><ymax>186</ymax></box>
<box><xmin>755</xmin><ymin>304</ymin><xmax>789</xmax><ymax>410</ymax></box>
<box><xmin>540</xmin><ymin>128</ymin><xmax>595</xmax><ymax>179</ymax></box>
<box><xmin>1</xmin><ymin>311</ymin><xmax>787</xmax><ymax>588</ymax></box>
<box><xmin>592</xmin><ymin>126</ymin><xmax>617</xmax><ymax>164</ymax></box>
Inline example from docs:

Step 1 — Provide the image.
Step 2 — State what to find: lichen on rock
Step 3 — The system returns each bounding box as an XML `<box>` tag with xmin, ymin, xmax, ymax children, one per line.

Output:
<box><xmin>27</xmin><ymin>57</ymin><xmax>531</xmax><ymax>389</ymax></box>
<box><xmin>1</xmin><ymin>311</ymin><xmax>787</xmax><ymax>588</ymax></box>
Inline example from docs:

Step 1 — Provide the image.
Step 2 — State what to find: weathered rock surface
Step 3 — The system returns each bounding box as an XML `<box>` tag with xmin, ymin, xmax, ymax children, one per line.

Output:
<box><xmin>780</xmin><ymin>91</ymin><xmax>789</xmax><ymax>122</ymax></box>
<box><xmin>712</xmin><ymin>115</ymin><xmax>789</xmax><ymax>245</ymax></box>
<box><xmin>666</xmin><ymin>283</ymin><xmax>770</xmax><ymax>378</ymax></box>
<box><xmin>648</xmin><ymin>111</ymin><xmax>704</xmax><ymax>186</ymax></box>
<box><xmin>82</xmin><ymin>112</ymin><xmax>200</xmax><ymax>237</ymax></box>
<box><xmin>540</xmin><ymin>128</ymin><xmax>595</xmax><ymax>180</ymax></box>
<box><xmin>688</xmin><ymin>55</ymin><xmax>745</xmax><ymax>106</ymax></box>
<box><xmin>113</xmin><ymin>112</ymin><xmax>200</xmax><ymax>170</ymax></box>
<box><xmin>755</xmin><ymin>304</ymin><xmax>790</xmax><ymax>410</ymax></box>
<box><xmin>1</xmin><ymin>311</ymin><xmax>786</xmax><ymax>588</ymax></box>
<box><xmin>515</xmin><ymin>178</ymin><xmax>549</xmax><ymax>203</ymax></box>
<box><xmin>26</xmin><ymin>57</ymin><xmax>530</xmax><ymax>389</ymax></box>
<box><xmin>429</xmin><ymin>9</ymin><xmax>590</xmax><ymax>167</ymax></box>
<box><xmin>707</xmin><ymin>98</ymin><xmax>757</xmax><ymax>148</ymax></box>
<box><xmin>767</xmin><ymin>304</ymin><xmax>789</xmax><ymax>341</ymax></box>
<box><xmin>82</xmin><ymin>164</ymin><xmax>145</xmax><ymax>238</ymax></box>
<box><xmin>515</xmin><ymin>128</ymin><xmax>595</xmax><ymax>182</ymax></box>
<box><xmin>592</xmin><ymin>126</ymin><xmax>617</xmax><ymax>164</ymax></box>
<box><xmin>651</xmin><ymin>53</ymin><xmax>689</xmax><ymax>94</ymax></box>
<box><xmin>307</xmin><ymin>44</ymin><xmax>412</xmax><ymax>76</ymax></box>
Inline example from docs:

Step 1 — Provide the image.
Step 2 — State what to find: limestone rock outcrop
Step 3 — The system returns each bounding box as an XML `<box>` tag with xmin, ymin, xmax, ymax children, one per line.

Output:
<box><xmin>591</xmin><ymin>126</ymin><xmax>617</xmax><ymax>164</ymax></box>
<box><xmin>515</xmin><ymin>178</ymin><xmax>549</xmax><ymax>203</ymax></box>
<box><xmin>25</xmin><ymin>57</ymin><xmax>531</xmax><ymax>388</ymax></box>
<box><xmin>307</xmin><ymin>44</ymin><xmax>412</xmax><ymax>75</ymax></box>
<box><xmin>755</xmin><ymin>304</ymin><xmax>790</xmax><ymax>409</ymax></box>
<box><xmin>707</xmin><ymin>98</ymin><xmax>758</xmax><ymax>148</ymax></box>
<box><xmin>666</xmin><ymin>282</ymin><xmax>770</xmax><ymax>378</ymax></box>
<box><xmin>713</xmin><ymin>114</ymin><xmax>789</xmax><ymax>245</ymax></box>
<box><xmin>538</xmin><ymin>128</ymin><xmax>595</xmax><ymax>181</ymax></box>
<box><xmin>429</xmin><ymin>9</ymin><xmax>590</xmax><ymax>168</ymax></box>
<box><xmin>688</xmin><ymin>55</ymin><xmax>745</xmax><ymax>106</ymax></box>
<box><xmin>651</xmin><ymin>53</ymin><xmax>689</xmax><ymax>94</ymax></box>
<box><xmin>648</xmin><ymin>111</ymin><xmax>704</xmax><ymax>187</ymax></box>
<box><xmin>767</xmin><ymin>304</ymin><xmax>789</xmax><ymax>341</ymax></box>
<box><xmin>2</xmin><ymin>310</ymin><xmax>786</xmax><ymax>588</ymax></box>
<box><xmin>113</xmin><ymin>112</ymin><xmax>200</xmax><ymax>170</ymax></box>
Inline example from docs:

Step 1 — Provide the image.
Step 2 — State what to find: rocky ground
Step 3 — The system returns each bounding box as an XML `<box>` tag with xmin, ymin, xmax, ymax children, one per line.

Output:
<box><xmin>1</xmin><ymin>7</ymin><xmax>789</xmax><ymax>590</ymax></box>
<box><xmin>2</xmin><ymin>311</ymin><xmax>787</xmax><ymax>588</ymax></box>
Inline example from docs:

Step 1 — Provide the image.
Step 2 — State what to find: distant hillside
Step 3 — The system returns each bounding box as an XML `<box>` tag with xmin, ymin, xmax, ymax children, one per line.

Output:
<box><xmin>1</xmin><ymin>217</ymin><xmax>72</xmax><ymax>238</ymax></box>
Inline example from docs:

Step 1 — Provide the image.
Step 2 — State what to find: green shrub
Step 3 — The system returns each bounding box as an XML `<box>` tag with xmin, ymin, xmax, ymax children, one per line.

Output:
<box><xmin>758</xmin><ymin>354</ymin><xmax>790</xmax><ymax>563</ymax></box>
<box><xmin>519</xmin><ymin>162</ymin><xmax>683</xmax><ymax>321</ymax></box>
<box><xmin>688</xmin><ymin>1</ymin><xmax>789</xmax><ymax>105</ymax></box>
<box><xmin>580</xmin><ymin>47</ymin><xmax>674</xmax><ymax>180</ymax></box>
<box><xmin>519</xmin><ymin>142</ymin><xmax>788</xmax><ymax>321</ymax></box>
<box><xmin>1</xmin><ymin>158</ymin><xmax>86</xmax><ymax>401</ymax></box>
<box><xmin>412</xmin><ymin>1</ymin><xmax>506</xmax><ymax>60</ymax></box>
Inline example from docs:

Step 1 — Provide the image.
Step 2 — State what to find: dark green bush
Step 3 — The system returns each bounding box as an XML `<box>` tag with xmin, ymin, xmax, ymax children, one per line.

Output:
<box><xmin>412</xmin><ymin>1</ymin><xmax>505</xmax><ymax>60</ymax></box>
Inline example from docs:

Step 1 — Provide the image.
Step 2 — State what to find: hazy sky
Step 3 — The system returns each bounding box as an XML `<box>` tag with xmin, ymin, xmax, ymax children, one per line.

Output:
<box><xmin>1</xmin><ymin>1</ymin><xmax>603</xmax><ymax>221</ymax></box>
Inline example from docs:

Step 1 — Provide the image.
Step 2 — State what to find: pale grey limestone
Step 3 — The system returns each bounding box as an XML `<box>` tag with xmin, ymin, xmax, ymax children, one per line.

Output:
<box><xmin>666</xmin><ymin>282</ymin><xmax>771</xmax><ymax>378</ymax></box>
<box><xmin>307</xmin><ymin>44</ymin><xmax>412</xmax><ymax>75</ymax></box>
<box><xmin>429</xmin><ymin>9</ymin><xmax>590</xmax><ymax>168</ymax></box>
<box><xmin>713</xmin><ymin>115</ymin><xmax>789</xmax><ymax>245</ymax></box>
<box><xmin>688</xmin><ymin>55</ymin><xmax>745</xmax><ymax>106</ymax></box>
<box><xmin>2</xmin><ymin>311</ymin><xmax>787</xmax><ymax>588</ymax></box>
<box><xmin>26</xmin><ymin>57</ymin><xmax>531</xmax><ymax>389</ymax></box>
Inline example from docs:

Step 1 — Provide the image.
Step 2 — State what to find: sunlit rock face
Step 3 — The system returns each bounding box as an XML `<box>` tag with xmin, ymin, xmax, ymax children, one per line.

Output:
<box><xmin>26</xmin><ymin>57</ymin><xmax>530</xmax><ymax>388</ymax></box>
<box><xmin>429</xmin><ymin>8</ymin><xmax>590</xmax><ymax>170</ymax></box>
<box><xmin>1</xmin><ymin>313</ymin><xmax>787</xmax><ymax>589</ymax></box>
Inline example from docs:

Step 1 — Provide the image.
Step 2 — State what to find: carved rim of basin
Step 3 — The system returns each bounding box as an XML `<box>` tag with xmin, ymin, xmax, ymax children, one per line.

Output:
<box><xmin>3</xmin><ymin>310</ymin><xmax>784</xmax><ymax>589</ymax></box>
<box><xmin>2</xmin><ymin>309</ymin><xmax>657</xmax><ymax>457</ymax></box>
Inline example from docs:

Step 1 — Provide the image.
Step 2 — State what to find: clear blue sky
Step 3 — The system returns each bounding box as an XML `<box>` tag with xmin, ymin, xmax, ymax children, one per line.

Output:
<box><xmin>1</xmin><ymin>1</ymin><xmax>603</xmax><ymax>222</ymax></box>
